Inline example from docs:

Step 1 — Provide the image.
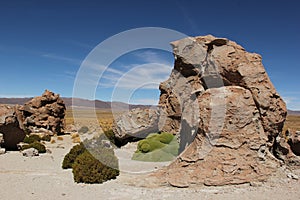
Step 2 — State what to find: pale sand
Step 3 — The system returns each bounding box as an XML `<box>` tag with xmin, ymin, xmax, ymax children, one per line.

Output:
<box><xmin>0</xmin><ymin>135</ymin><xmax>300</xmax><ymax>200</ymax></box>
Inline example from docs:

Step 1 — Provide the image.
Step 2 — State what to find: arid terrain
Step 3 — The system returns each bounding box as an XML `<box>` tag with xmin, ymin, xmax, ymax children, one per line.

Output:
<box><xmin>1</xmin><ymin>107</ymin><xmax>300</xmax><ymax>200</ymax></box>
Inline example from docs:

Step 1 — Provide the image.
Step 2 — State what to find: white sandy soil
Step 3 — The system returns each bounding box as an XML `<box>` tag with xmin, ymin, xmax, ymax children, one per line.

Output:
<box><xmin>0</xmin><ymin>135</ymin><xmax>300</xmax><ymax>200</ymax></box>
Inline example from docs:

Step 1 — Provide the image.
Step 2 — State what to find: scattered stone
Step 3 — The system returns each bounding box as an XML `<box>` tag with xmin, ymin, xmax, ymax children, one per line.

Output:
<box><xmin>112</xmin><ymin>108</ymin><xmax>160</xmax><ymax>145</ymax></box>
<box><xmin>22</xmin><ymin>148</ymin><xmax>39</xmax><ymax>157</ymax></box>
<box><xmin>153</xmin><ymin>35</ymin><xmax>287</xmax><ymax>187</ymax></box>
<box><xmin>0</xmin><ymin>148</ymin><xmax>5</xmax><ymax>155</ymax></box>
<box><xmin>287</xmin><ymin>173</ymin><xmax>299</xmax><ymax>180</ymax></box>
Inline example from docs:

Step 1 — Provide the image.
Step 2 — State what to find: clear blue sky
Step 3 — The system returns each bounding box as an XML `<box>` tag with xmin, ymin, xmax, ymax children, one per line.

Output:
<box><xmin>0</xmin><ymin>0</ymin><xmax>299</xmax><ymax>110</ymax></box>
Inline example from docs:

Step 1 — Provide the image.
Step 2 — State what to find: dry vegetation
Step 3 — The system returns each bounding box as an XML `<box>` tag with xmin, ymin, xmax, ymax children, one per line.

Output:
<box><xmin>65</xmin><ymin>108</ymin><xmax>300</xmax><ymax>134</ymax></box>
<box><xmin>284</xmin><ymin>115</ymin><xmax>300</xmax><ymax>132</ymax></box>
<box><xmin>65</xmin><ymin>108</ymin><xmax>117</xmax><ymax>132</ymax></box>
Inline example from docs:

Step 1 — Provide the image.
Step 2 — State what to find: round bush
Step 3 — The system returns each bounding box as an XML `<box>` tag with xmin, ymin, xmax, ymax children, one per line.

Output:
<box><xmin>133</xmin><ymin>133</ymin><xmax>179</xmax><ymax>162</ymax></box>
<box><xmin>139</xmin><ymin>142</ymin><xmax>151</xmax><ymax>153</ymax></box>
<box><xmin>157</xmin><ymin>132</ymin><xmax>174</xmax><ymax>144</ymax></box>
<box><xmin>62</xmin><ymin>143</ymin><xmax>86</xmax><ymax>169</ymax></box>
<box><xmin>72</xmin><ymin>151</ymin><xmax>119</xmax><ymax>184</ymax></box>
<box><xmin>22</xmin><ymin>141</ymin><xmax>46</xmax><ymax>153</ymax></box>
<box><xmin>137</xmin><ymin>139</ymin><xmax>165</xmax><ymax>153</ymax></box>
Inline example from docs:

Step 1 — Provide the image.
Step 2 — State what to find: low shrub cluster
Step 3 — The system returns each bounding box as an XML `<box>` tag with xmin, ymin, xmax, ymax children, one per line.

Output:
<box><xmin>23</xmin><ymin>134</ymin><xmax>51</xmax><ymax>144</ymax></box>
<box><xmin>62</xmin><ymin>135</ymin><xmax>119</xmax><ymax>184</ymax></box>
<box><xmin>22</xmin><ymin>141</ymin><xmax>46</xmax><ymax>153</ymax></box>
<box><xmin>23</xmin><ymin>134</ymin><xmax>41</xmax><ymax>144</ymax></box>
<box><xmin>132</xmin><ymin>132</ymin><xmax>179</xmax><ymax>162</ymax></box>
<box><xmin>72</xmin><ymin>150</ymin><xmax>119</xmax><ymax>184</ymax></box>
<box><xmin>62</xmin><ymin>143</ymin><xmax>86</xmax><ymax>169</ymax></box>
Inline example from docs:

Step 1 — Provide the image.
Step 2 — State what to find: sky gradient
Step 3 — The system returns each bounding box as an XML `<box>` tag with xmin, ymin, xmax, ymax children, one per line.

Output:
<box><xmin>0</xmin><ymin>0</ymin><xmax>299</xmax><ymax>109</ymax></box>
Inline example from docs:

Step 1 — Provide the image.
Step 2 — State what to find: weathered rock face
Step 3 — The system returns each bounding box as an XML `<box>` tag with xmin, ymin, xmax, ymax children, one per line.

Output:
<box><xmin>154</xmin><ymin>35</ymin><xmax>287</xmax><ymax>187</ymax></box>
<box><xmin>274</xmin><ymin>130</ymin><xmax>300</xmax><ymax>167</ymax></box>
<box><xmin>0</xmin><ymin>105</ymin><xmax>26</xmax><ymax>150</ymax></box>
<box><xmin>112</xmin><ymin>108</ymin><xmax>159</xmax><ymax>145</ymax></box>
<box><xmin>0</xmin><ymin>90</ymin><xmax>65</xmax><ymax>150</ymax></box>
<box><xmin>18</xmin><ymin>90</ymin><xmax>66</xmax><ymax>136</ymax></box>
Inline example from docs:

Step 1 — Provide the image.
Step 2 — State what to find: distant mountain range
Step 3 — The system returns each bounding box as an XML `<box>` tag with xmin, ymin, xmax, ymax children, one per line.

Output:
<box><xmin>1</xmin><ymin>97</ymin><xmax>299</xmax><ymax>115</ymax></box>
<box><xmin>0</xmin><ymin>97</ymin><xmax>153</xmax><ymax>110</ymax></box>
<box><xmin>287</xmin><ymin>110</ymin><xmax>300</xmax><ymax>116</ymax></box>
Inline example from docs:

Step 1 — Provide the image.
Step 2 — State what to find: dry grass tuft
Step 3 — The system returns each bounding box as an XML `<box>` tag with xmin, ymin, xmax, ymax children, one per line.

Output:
<box><xmin>57</xmin><ymin>136</ymin><xmax>64</xmax><ymax>141</ymax></box>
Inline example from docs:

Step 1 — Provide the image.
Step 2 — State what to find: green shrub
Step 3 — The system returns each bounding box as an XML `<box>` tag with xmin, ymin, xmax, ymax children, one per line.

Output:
<box><xmin>23</xmin><ymin>134</ymin><xmax>41</xmax><ymax>144</ymax></box>
<box><xmin>62</xmin><ymin>143</ymin><xmax>86</xmax><ymax>169</ymax></box>
<box><xmin>157</xmin><ymin>132</ymin><xmax>174</xmax><ymax>144</ymax></box>
<box><xmin>22</xmin><ymin>141</ymin><xmax>46</xmax><ymax>153</ymax></box>
<box><xmin>132</xmin><ymin>148</ymin><xmax>175</xmax><ymax>162</ymax></box>
<box><xmin>72</xmin><ymin>151</ymin><xmax>119</xmax><ymax>184</ymax></box>
<box><xmin>137</xmin><ymin>139</ymin><xmax>165</xmax><ymax>153</ymax></box>
<box><xmin>132</xmin><ymin>132</ymin><xmax>179</xmax><ymax>162</ymax></box>
<box><xmin>78</xmin><ymin>126</ymin><xmax>89</xmax><ymax>133</ymax></box>
<box><xmin>62</xmin><ymin>137</ymin><xmax>120</xmax><ymax>184</ymax></box>
<box><xmin>41</xmin><ymin>135</ymin><xmax>51</xmax><ymax>142</ymax></box>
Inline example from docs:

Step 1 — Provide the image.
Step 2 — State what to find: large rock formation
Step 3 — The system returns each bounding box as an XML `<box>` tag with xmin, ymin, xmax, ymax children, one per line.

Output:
<box><xmin>154</xmin><ymin>35</ymin><xmax>287</xmax><ymax>187</ymax></box>
<box><xmin>0</xmin><ymin>105</ymin><xmax>25</xmax><ymax>150</ymax></box>
<box><xmin>18</xmin><ymin>90</ymin><xmax>66</xmax><ymax>136</ymax></box>
<box><xmin>0</xmin><ymin>90</ymin><xmax>65</xmax><ymax>150</ymax></box>
<box><xmin>112</xmin><ymin>108</ymin><xmax>159</xmax><ymax>145</ymax></box>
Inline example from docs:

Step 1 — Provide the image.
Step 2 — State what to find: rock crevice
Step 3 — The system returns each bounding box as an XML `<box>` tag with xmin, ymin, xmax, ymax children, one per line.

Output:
<box><xmin>154</xmin><ymin>35</ymin><xmax>289</xmax><ymax>187</ymax></box>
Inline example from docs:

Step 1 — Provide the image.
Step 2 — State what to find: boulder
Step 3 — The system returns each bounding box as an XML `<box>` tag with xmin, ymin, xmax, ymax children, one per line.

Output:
<box><xmin>0</xmin><ymin>148</ymin><xmax>5</xmax><ymax>155</ymax></box>
<box><xmin>112</xmin><ymin>108</ymin><xmax>159</xmax><ymax>145</ymax></box>
<box><xmin>0</xmin><ymin>105</ymin><xmax>26</xmax><ymax>150</ymax></box>
<box><xmin>153</xmin><ymin>35</ymin><xmax>287</xmax><ymax>187</ymax></box>
<box><xmin>18</xmin><ymin>90</ymin><xmax>66</xmax><ymax>136</ymax></box>
<box><xmin>22</xmin><ymin>148</ymin><xmax>39</xmax><ymax>157</ymax></box>
<box><xmin>0</xmin><ymin>133</ymin><xmax>5</xmax><ymax>154</ymax></box>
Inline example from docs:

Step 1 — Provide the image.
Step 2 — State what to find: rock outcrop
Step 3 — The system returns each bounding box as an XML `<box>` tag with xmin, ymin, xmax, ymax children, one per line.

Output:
<box><xmin>18</xmin><ymin>90</ymin><xmax>66</xmax><ymax>136</ymax></box>
<box><xmin>0</xmin><ymin>90</ymin><xmax>65</xmax><ymax>150</ymax></box>
<box><xmin>0</xmin><ymin>105</ymin><xmax>26</xmax><ymax>150</ymax></box>
<box><xmin>274</xmin><ymin>129</ymin><xmax>300</xmax><ymax>167</ymax></box>
<box><xmin>154</xmin><ymin>35</ymin><xmax>287</xmax><ymax>187</ymax></box>
<box><xmin>112</xmin><ymin>108</ymin><xmax>159</xmax><ymax>145</ymax></box>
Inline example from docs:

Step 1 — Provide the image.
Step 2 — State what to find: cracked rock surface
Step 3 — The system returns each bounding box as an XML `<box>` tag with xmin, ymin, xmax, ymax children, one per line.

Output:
<box><xmin>154</xmin><ymin>35</ymin><xmax>288</xmax><ymax>187</ymax></box>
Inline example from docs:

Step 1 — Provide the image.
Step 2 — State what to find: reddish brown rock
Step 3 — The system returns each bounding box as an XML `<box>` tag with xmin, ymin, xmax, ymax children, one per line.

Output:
<box><xmin>0</xmin><ymin>105</ymin><xmax>25</xmax><ymax>150</ymax></box>
<box><xmin>154</xmin><ymin>35</ymin><xmax>287</xmax><ymax>187</ymax></box>
<box><xmin>19</xmin><ymin>90</ymin><xmax>66</xmax><ymax>136</ymax></box>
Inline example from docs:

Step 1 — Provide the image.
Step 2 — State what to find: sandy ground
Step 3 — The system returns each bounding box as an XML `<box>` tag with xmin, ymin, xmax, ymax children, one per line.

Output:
<box><xmin>1</xmin><ymin>135</ymin><xmax>300</xmax><ymax>200</ymax></box>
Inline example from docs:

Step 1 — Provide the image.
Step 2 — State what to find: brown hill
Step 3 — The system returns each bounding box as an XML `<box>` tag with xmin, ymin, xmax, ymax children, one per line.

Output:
<box><xmin>0</xmin><ymin>97</ymin><xmax>153</xmax><ymax>110</ymax></box>
<box><xmin>288</xmin><ymin>110</ymin><xmax>300</xmax><ymax>116</ymax></box>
